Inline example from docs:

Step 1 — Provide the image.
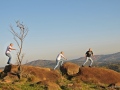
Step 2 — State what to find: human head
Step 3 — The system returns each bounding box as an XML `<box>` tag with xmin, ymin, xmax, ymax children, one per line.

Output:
<box><xmin>10</xmin><ymin>43</ymin><xmax>13</xmax><ymax>47</ymax></box>
<box><xmin>61</xmin><ymin>51</ymin><xmax>64</xmax><ymax>54</ymax></box>
<box><xmin>89</xmin><ymin>48</ymin><xmax>92</xmax><ymax>51</ymax></box>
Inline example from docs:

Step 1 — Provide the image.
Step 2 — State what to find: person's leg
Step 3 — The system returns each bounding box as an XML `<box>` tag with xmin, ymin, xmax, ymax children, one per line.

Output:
<box><xmin>89</xmin><ymin>58</ymin><xmax>93</xmax><ymax>67</ymax></box>
<box><xmin>6</xmin><ymin>53</ymin><xmax>12</xmax><ymax>64</ymax></box>
<box><xmin>82</xmin><ymin>57</ymin><xmax>89</xmax><ymax>66</ymax></box>
<box><xmin>54</xmin><ymin>60</ymin><xmax>60</xmax><ymax>70</ymax></box>
<box><xmin>60</xmin><ymin>60</ymin><xmax>64</xmax><ymax>66</ymax></box>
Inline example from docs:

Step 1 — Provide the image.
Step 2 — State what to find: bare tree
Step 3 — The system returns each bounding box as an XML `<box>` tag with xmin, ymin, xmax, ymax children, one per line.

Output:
<box><xmin>10</xmin><ymin>21</ymin><xmax>28</xmax><ymax>78</ymax></box>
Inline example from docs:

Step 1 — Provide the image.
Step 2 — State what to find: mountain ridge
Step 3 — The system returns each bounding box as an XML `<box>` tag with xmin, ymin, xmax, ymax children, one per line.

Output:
<box><xmin>26</xmin><ymin>52</ymin><xmax>120</xmax><ymax>68</ymax></box>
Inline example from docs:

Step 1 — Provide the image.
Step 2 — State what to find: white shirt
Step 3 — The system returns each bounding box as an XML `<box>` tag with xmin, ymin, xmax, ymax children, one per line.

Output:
<box><xmin>5</xmin><ymin>46</ymin><xmax>12</xmax><ymax>53</ymax></box>
<box><xmin>56</xmin><ymin>53</ymin><xmax>65</xmax><ymax>60</ymax></box>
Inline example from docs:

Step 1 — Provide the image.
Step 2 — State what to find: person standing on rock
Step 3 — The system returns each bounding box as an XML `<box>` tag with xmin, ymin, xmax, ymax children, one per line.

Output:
<box><xmin>82</xmin><ymin>48</ymin><xmax>94</xmax><ymax>67</ymax></box>
<box><xmin>54</xmin><ymin>51</ymin><xmax>67</xmax><ymax>70</ymax></box>
<box><xmin>5</xmin><ymin>43</ymin><xmax>16</xmax><ymax>64</ymax></box>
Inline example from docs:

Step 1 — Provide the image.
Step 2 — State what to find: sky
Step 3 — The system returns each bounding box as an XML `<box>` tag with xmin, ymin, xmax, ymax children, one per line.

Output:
<box><xmin>0</xmin><ymin>0</ymin><xmax>120</xmax><ymax>67</ymax></box>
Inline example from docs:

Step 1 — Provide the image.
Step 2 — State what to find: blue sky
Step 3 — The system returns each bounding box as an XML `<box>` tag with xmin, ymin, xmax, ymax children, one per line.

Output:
<box><xmin>0</xmin><ymin>0</ymin><xmax>120</xmax><ymax>66</ymax></box>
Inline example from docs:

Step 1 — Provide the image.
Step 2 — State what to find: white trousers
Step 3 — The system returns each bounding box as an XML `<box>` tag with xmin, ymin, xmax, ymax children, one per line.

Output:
<box><xmin>83</xmin><ymin>57</ymin><xmax>93</xmax><ymax>66</ymax></box>
<box><xmin>54</xmin><ymin>59</ymin><xmax>63</xmax><ymax>70</ymax></box>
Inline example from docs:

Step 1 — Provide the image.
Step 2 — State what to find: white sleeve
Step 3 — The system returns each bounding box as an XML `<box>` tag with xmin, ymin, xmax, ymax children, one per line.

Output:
<box><xmin>61</xmin><ymin>54</ymin><xmax>65</xmax><ymax>58</ymax></box>
<box><xmin>9</xmin><ymin>46</ymin><xmax>14</xmax><ymax>51</ymax></box>
<box><xmin>9</xmin><ymin>46</ymin><xmax>12</xmax><ymax>49</ymax></box>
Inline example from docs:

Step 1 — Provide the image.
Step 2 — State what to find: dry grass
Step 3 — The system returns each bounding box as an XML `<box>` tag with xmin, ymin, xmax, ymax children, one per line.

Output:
<box><xmin>36</xmin><ymin>81</ymin><xmax>61</xmax><ymax>90</ymax></box>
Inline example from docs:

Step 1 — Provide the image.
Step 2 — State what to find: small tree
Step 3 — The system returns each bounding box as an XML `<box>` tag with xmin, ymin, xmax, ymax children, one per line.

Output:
<box><xmin>10</xmin><ymin>21</ymin><xmax>28</xmax><ymax>78</ymax></box>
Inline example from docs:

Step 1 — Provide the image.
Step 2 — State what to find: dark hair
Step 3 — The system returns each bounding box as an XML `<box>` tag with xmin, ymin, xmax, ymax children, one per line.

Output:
<box><xmin>10</xmin><ymin>43</ymin><xmax>13</xmax><ymax>45</ymax></box>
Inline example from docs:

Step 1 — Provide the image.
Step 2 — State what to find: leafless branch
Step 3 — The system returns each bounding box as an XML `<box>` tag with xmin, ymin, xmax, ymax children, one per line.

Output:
<box><xmin>10</xmin><ymin>21</ymin><xmax>28</xmax><ymax>66</ymax></box>
<box><xmin>14</xmin><ymin>37</ymin><xmax>20</xmax><ymax>49</ymax></box>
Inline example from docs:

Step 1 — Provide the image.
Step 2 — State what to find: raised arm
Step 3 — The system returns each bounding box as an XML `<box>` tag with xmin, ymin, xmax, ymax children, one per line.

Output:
<box><xmin>9</xmin><ymin>46</ymin><xmax>16</xmax><ymax>50</ymax></box>
<box><xmin>61</xmin><ymin>54</ymin><xmax>67</xmax><ymax>60</ymax></box>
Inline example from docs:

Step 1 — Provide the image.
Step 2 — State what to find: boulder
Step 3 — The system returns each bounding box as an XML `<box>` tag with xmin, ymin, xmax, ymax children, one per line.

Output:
<box><xmin>2</xmin><ymin>65</ymin><xmax>63</xmax><ymax>83</ymax></box>
<box><xmin>60</xmin><ymin>62</ymin><xmax>80</xmax><ymax>76</ymax></box>
<box><xmin>77</xmin><ymin>67</ymin><xmax>120</xmax><ymax>84</ymax></box>
<box><xmin>4</xmin><ymin>65</ymin><xmax>19</xmax><ymax>74</ymax></box>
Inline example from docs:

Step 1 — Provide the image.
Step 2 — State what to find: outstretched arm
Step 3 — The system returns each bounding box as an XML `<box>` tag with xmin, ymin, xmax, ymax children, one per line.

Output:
<box><xmin>61</xmin><ymin>54</ymin><xmax>67</xmax><ymax>60</ymax></box>
<box><xmin>9</xmin><ymin>46</ymin><xmax>16</xmax><ymax>50</ymax></box>
<box><xmin>63</xmin><ymin>56</ymin><xmax>67</xmax><ymax>60</ymax></box>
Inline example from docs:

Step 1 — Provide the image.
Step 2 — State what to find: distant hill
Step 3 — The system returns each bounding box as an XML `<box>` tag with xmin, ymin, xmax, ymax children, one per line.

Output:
<box><xmin>26</xmin><ymin>60</ymin><xmax>56</xmax><ymax>68</ymax></box>
<box><xmin>26</xmin><ymin>52</ymin><xmax>120</xmax><ymax>68</ymax></box>
<box><xmin>96</xmin><ymin>52</ymin><xmax>120</xmax><ymax>62</ymax></box>
<box><xmin>71</xmin><ymin>52</ymin><xmax>120</xmax><ymax>62</ymax></box>
<box><xmin>70</xmin><ymin>52</ymin><xmax>120</xmax><ymax>66</ymax></box>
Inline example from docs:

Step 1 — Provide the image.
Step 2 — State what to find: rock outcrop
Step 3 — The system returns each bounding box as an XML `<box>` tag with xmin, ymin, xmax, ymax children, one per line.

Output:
<box><xmin>1</xmin><ymin>62</ymin><xmax>120</xmax><ymax>89</ymax></box>
<box><xmin>60</xmin><ymin>62</ymin><xmax>120</xmax><ymax>85</ymax></box>
<box><xmin>77</xmin><ymin>67</ymin><xmax>120</xmax><ymax>84</ymax></box>
<box><xmin>1</xmin><ymin>65</ymin><xmax>63</xmax><ymax>83</ymax></box>
<box><xmin>60</xmin><ymin>62</ymin><xmax>80</xmax><ymax>76</ymax></box>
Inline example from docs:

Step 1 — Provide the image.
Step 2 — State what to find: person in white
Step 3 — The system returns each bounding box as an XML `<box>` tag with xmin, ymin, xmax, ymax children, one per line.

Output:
<box><xmin>5</xmin><ymin>43</ymin><xmax>16</xmax><ymax>64</ymax></box>
<box><xmin>54</xmin><ymin>51</ymin><xmax>67</xmax><ymax>70</ymax></box>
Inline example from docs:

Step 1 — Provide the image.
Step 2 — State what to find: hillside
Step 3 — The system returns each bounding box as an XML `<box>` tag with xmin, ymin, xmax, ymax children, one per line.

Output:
<box><xmin>0</xmin><ymin>62</ymin><xmax>120</xmax><ymax>90</ymax></box>
<box><xmin>70</xmin><ymin>52</ymin><xmax>120</xmax><ymax>64</ymax></box>
<box><xmin>26</xmin><ymin>60</ymin><xmax>56</xmax><ymax>68</ymax></box>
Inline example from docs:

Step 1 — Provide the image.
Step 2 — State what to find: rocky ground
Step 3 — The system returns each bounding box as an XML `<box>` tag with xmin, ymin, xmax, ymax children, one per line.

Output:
<box><xmin>0</xmin><ymin>62</ymin><xmax>120</xmax><ymax>90</ymax></box>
